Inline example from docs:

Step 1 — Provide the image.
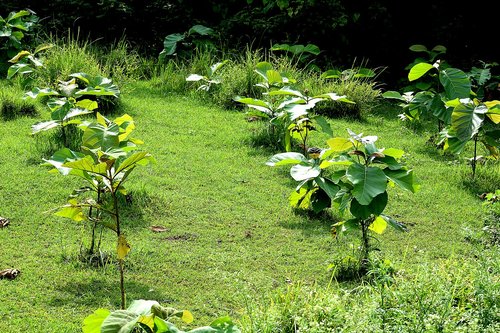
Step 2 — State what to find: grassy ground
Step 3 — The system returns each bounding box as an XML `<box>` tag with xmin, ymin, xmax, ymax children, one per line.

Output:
<box><xmin>0</xmin><ymin>80</ymin><xmax>498</xmax><ymax>332</ymax></box>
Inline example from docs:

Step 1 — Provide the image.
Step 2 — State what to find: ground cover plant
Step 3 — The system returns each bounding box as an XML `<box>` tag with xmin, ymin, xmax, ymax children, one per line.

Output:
<box><xmin>0</xmin><ymin>19</ymin><xmax>499</xmax><ymax>333</ymax></box>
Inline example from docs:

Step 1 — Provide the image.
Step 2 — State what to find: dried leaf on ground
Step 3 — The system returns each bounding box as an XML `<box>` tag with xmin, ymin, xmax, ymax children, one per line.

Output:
<box><xmin>0</xmin><ymin>269</ymin><xmax>20</xmax><ymax>280</ymax></box>
<box><xmin>0</xmin><ymin>217</ymin><xmax>10</xmax><ymax>228</ymax></box>
<box><xmin>149</xmin><ymin>225</ymin><xmax>170</xmax><ymax>233</ymax></box>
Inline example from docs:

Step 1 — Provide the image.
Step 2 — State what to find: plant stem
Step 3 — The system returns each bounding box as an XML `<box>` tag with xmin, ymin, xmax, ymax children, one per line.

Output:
<box><xmin>112</xmin><ymin>190</ymin><xmax>126</xmax><ymax>309</ymax></box>
<box><xmin>360</xmin><ymin>218</ymin><xmax>370</xmax><ymax>271</ymax></box>
<box><xmin>119</xmin><ymin>259</ymin><xmax>125</xmax><ymax>309</ymax></box>
<box><xmin>89</xmin><ymin>188</ymin><xmax>102</xmax><ymax>255</ymax></box>
<box><xmin>472</xmin><ymin>134</ymin><xmax>478</xmax><ymax>179</ymax></box>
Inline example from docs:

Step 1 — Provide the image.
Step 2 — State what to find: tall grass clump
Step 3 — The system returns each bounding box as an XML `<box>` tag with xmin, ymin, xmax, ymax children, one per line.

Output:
<box><xmin>311</xmin><ymin>61</ymin><xmax>385</xmax><ymax>119</ymax></box>
<box><xmin>35</xmin><ymin>31</ymin><xmax>103</xmax><ymax>87</ymax></box>
<box><xmin>150</xmin><ymin>50</ymin><xmax>215</xmax><ymax>96</ymax></box>
<box><xmin>209</xmin><ymin>47</ymin><xmax>264</xmax><ymax>109</ymax></box>
<box><xmin>0</xmin><ymin>81</ymin><xmax>39</xmax><ymax>120</ymax></box>
<box><xmin>94</xmin><ymin>37</ymin><xmax>152</xmax><ymax>84</ymax></box>
<box><xmin>239</xmin><ymin>254</ymin><xmax>500</xmax><ymax>332</ymax></box>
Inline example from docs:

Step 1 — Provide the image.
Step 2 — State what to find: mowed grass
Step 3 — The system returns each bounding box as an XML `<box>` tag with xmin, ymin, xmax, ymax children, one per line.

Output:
<box><xmin>0</xmin><ymin>80</ymin><xmax>498</xmax><ymax>332</ymax></box>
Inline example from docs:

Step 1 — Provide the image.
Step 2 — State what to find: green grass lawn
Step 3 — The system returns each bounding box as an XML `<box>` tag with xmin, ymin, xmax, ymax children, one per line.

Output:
<box><xmin>0</xmin><ymin>80</ymin><xmax>498</xmax><ymax>332</ymax></box>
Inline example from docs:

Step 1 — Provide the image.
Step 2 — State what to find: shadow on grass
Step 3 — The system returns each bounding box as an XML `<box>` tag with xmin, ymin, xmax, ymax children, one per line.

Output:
<box><xmin>50</xmin><ymin>277</ymin><xmax>172</xmax><ymax>309</ymax></box>
<box><xmin>279</xmin><ymin>208</ymin><xmax>337</xmax><ymax>237</ymax></box>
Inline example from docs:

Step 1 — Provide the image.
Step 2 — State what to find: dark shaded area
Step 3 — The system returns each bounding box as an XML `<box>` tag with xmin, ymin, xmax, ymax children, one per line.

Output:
<box><xmin>1</xmin><ymin>0</ymin><xmax>498</xmax><ymax>88</ymax></box>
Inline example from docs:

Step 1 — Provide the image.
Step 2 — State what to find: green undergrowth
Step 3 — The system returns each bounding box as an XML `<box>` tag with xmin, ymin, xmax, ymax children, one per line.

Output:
<box><xmin>0</xmin><ymin>80</ymin><xmax>498</xmax><ymax>332</ymax></box>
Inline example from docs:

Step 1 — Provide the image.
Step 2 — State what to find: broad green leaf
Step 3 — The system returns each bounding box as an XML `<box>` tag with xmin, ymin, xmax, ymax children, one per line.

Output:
<box><xmin>63</xmin><ymin>156</ymin><xmax>108</xmax><ymax>176</ymax></box>
<box><xmin>100</xmin><ymin>310</ymin><xmax>139</xmax><ymax>333</ymax></box>
<box><xmin>7</xmin><ymin>63</ymin><xmax>32</xmax><ymax>79</ymax></box>
<box><xmin>117</xmin><ymin>235</ymin><xmax>131</xmax><ymax>260</ymax></box>
<box><xmin>432</xmin><ymin>45</ymin><xmax>447</xmax><ymax>52</ymax></box>
<box><xmin>32</xmin><ymin>120</ymin><xmax>59</xmax><ymax>133</ymax></box>
<box><xmin>34</xmin><ymin>43</ymin><xmax>53</xmax><ymax>55</ymax></box>
<box><xmin>346</xmin><ymin>164</ymin><xmax>387</xmax><ymax>205</ymax></box>
<box><xmin>321</xmin><ymin>69</ymin><xmax>341</xmax><ymax>79</ymax></box>
<box><xmin>327</xmin><ymin>137</ymin><xmax>352</xmax><ymax>152</ymax></box>
<box><xmin>443</xmin><ymin>136</ymin><xmax>468</xmax><ymax>154</ymax></box>
<box><xmin>381</xmin><ymin>214</ymin><xmax>408</xmax><ymax>232</ymax></box>
<box><xmin>83</xmin><ymin>122</ymin><xmax>120</xmax><ymax>150</ymax></box>
<box><xmin>233</xmin><ymin>97</ymin><xmax>271</xmax><ymax>113</ymax></box>
<box><xmin>82</xmin><ymin>308</ymin><xmax>111</xmax><ymax>333</ymax></box>
<box><xmin>58</xmin><ymin>78</ymin><xmax>78</xmax><ymax>97</ymax></box>
<box><xmin>430</xmin><ymin>94</ymin><xmax>452</xmax><ymax>124</ymax></box>
<box><xmin>354</xmin><ymin>68</ymin><xmax>375</xmax><ymax>78</ymax></box>
<box><xmin>266</xmin><ymin>152</ymin><xmax>307</xmax><ymax>166</ymax></box>
<box><xmin>450</xmin><ymin>102</ymin><xmax>486</xmax><ymax>141</ymax></box>
<box><xmin>485</xmin><ymin>100</ymin><xmax>500</xmax><ymax>124</ymax></box>
<box><xmin>76</xmin><ymin>99</ymin><xmax>98</xmax><ymax>111</ymax></box>
<box><xmin>8</xmin><ymin>50</ymin><xmax>30</xmax><ymax>63</ymax></box>
<box><xmin>268</xmin><ymin>87</ymin><xmax>304</xmax><ymax>98</ymax></box>
<box><xmin>7</xmin><ymin>10</ymin><xmax>31</xmax><ymax>21</ymax></box>
<box><xmin>126</xmin><ymin>300</ymin><xmax>159</xmax><ymax>315</ymax></box>
<box><xmin>313</xmin><ymin>115</ymin><xmax>333</xmax><ymax>136</ymax></box>
<box><xmin>311</xmin><ymin>190</ymin><xmax>331</xmax><ymax>213</ymax></box>
<box><xmin>255</xmin><ymin>62</ymin><xmax>273</xmax><ymax>80</ymax></box>
<box><xmin>188</xmin><ymin>24</ymin><xmax>213</xmax><ymax>36</ymax></box>
<box><xmin>162</xmin><ymin>33</ymin><xmax>184</xmax><ymax>56</ymax></box>
<box><xmin>332</xmin><ymin>218</ymin><xmax>359</xmax><ymax>234</ymax></box>
<box><xmin>209</xmin><ymin>60</ymin><xmax>228</xmax><ymax>75</ymax></box>
<box><xmin>137</xmin><ymin>314</ymin><xmax>155</xmax><ymax>331</ymax></box>
<box><xmin>349</xmin><ymin>192</ymin><xmax>388</xmax><ymax>219</ymax></box>
<box><xmin>373</xmin><ymin>155</ymin><xmax>402</xmax><ymax>170</ymax></box>
<box><xmin>409</xmin><ymin>44</ymin><xmax>428</xmax><ymax>52</ymax></box>
<box><xmin>115</xmin><ymin>151</ymin><xmax>153</xmax><ymax>174</ymax></box>
<box><xmin>316</xmin><ymin>177</ymin><xmax>340</xmax><ymax>199</ymax></box>
<box><xmin>440</xmin><ymin>68</ymin><xmax>471</xmax><ymax>99</ymax></box>
<box><xmin>76</xmin><ymin>85</ymin><xmax>120</xmax><ymax>98</ymax></box>
<box><xmin>315</xmin><ymin>92</ymin><xmax>355</xmax><ymax>104</ymax></box>
<box><xmin>382</xmin><ymin>148</ymin><xmax>405</xmax><ymax>159</ymax></box>
<box><xmin>383</xmin><ymin>169</ymin><xmax>420</xmax><ymax>193</ymax></box>
<box><xmin>266</xmin><ymin>70</ymin><xmax>283</xmax><ymax>85</ymax></box>
<box><xmin>408</xmin><ymin>63</ymin><xmax>434</xmax><ymax>81</ymax></box>
<box><xmin>43</xmin><ymin>148</ymin><xmax>86</xmax><ymax>176</ymax></box>
<box><xmin>24</xmin><ymin>87</ymin><xmax>59</xmax><ymax>99</ymax></box>
<box><xmin>369</xmin><ymin>216</ymin><xmax>387</xmax><ymax>234</ymax></box>
<box><xmin>290</xmin><ymin>164</ymin><xmax>321</xmax><ymax>181</ymax></box>
<box><xmin>321</xmin><ymin>154</ymin><xmax>353</xmax><ymax>168</ymax></box>
<box><xmin>186</xmin><ymin>74</ymin><xmax>205</xmax><ymax>82</ymax></box>
<box><xmin>63</xmin><ymin>108</ymin><xmax>94</xmax><ymax>121</ymax></box>
<box><xmin>382</xmin><ymin>91</ymin><xmax>404</xmax><ymax>100</ymax></box>
<box><xmin>289</xmin><ymin>187</ymin><xmax>309</xmax><ymax>208</ymax></box>
<box><xmin>54</xmin><ymin>204</ymin><xmax>86</xmax><ymax>222</ymax></box>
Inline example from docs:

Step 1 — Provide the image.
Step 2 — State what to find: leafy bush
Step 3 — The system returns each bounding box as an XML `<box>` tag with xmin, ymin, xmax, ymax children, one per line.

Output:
<box><xmin>0</xmin><ymin>9</ymin><xmax>40</xmax><ymax>75</ymax></box>
<box><xmin>35</xmin><ymin>33</ymin><xmax>103</xmax><ymax>87</ymax></box>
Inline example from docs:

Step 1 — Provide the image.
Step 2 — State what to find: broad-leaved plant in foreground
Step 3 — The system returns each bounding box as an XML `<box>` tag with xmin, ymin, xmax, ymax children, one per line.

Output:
<box><xmin>83</xmin><ymin>299</ymin><xmax>240</xmax><ymax>333</ymax></box>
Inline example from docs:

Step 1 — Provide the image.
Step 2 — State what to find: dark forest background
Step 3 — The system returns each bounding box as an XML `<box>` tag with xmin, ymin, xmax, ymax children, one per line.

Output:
<box><xmin>2</xmin><ymin>0</ymin><xmax>498</xmax><ymax>87</ymax></box>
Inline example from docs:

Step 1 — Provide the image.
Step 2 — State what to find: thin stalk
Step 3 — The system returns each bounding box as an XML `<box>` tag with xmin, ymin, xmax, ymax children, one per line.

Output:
<box><xmin>472</xmin><ymin>134</ymin><xmax>479</xmax><ymax>179</ymax></box>
<box><xmin>112</xmin><ymin>190</ymin><xmax>126</xmax><ymax>309</ymax></box>
<box><xmin>360</xmin><ymin>218</ymin><xmax>370</xmax><ymax>271</ymax></box>
<box><xmin>88</xmin><ymin>188</ymin><xmax>102</xmax><ymax>254</ymax></box>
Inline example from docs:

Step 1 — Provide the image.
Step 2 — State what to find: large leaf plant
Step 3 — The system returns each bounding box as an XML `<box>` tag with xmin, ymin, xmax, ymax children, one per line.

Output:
<box><xmin>267</xmin><ymin>129</ymin><xmax>420</xmax><ymax>269</ymax></box>
<box><xmin>25</xmin><ymin>72</ymin><xmax>120</xmax><ymax>147</ymax></box>
<box><xmin>44</xmin><ymin>113</ymin><xmax>154</xmax><ymax>309</ymax></box>
<box><xmin>234</xmin><ymin>61</ymin><xmax>354</xmax><ymax>153</ymax></box>
<box><xmin>83</xmin><ymin>299</ymin><xmax>240</xmax><ymax>333</ymax></box>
